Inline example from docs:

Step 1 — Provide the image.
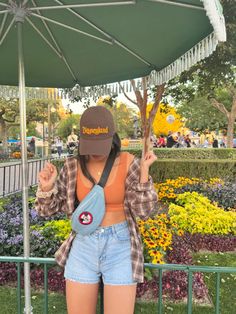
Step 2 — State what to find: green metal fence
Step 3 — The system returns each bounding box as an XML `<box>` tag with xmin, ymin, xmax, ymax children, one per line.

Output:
<box><xmin>0</xmin><ymin>256</ymin><xmax>236</xmax><ymax>314</ymax></box>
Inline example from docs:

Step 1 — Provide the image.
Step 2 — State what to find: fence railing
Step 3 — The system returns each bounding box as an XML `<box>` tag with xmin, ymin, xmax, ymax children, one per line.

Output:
<box><xmin>0</xmin><ymin>157</ymin><xmax>65</xmax><ymax>197</ymax></box>
<box><xmin>0</xmin><ymin>256</ymin><xmax>236</xmax><ymax>314</ymax></box>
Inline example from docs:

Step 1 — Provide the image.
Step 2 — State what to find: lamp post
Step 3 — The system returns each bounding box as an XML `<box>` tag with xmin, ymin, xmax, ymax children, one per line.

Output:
<box><xmin>47</xmin><ymin>93</ymin><xmax>57</xmax><ymax>157</ymax></box>
<box><xmin>48</xmin><ymin>101</ymin><xmax>52</xmax><ymax>157</ymax></box>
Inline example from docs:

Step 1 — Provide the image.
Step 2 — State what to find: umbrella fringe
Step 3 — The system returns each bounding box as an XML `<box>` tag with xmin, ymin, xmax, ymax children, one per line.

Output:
<box><xmin>201</xmin><ymin>0</ymin><xmax>226</xmax><ymax>42</ymax></box>
<box><xmin>0</xmin><ymin>31</ymin><xmax>223</xmax><ymax>101</ymax></box>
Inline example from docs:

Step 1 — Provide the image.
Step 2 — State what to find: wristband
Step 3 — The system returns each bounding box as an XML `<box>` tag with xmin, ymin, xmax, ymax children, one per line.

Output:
<box><xmin>36</xmin><ymin>186</ymin><xmax>58</xmax><ymax>198</ymax></box>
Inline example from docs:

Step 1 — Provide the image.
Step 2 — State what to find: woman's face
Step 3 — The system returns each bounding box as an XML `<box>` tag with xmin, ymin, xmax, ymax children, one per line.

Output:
<box><xmin>89</xmin><ymin>155</ymin><xmax>107</xmax><ymax>162</ymax></box>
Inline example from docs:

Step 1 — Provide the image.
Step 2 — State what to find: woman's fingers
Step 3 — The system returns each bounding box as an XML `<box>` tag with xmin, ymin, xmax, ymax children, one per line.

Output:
<box><xmin>142</xmin><ymin>151</ymin><xmax>157</xmax><ymax>167</ymax></box>
<box><xmin>144</xmin><ymin>151</ymin><xmax>157</xmax><ymax>161</ymax></box>
<box><xmin>38</xmin><ymin>162</ymin><xmax>57</xmax><ymax>184</ymax></box>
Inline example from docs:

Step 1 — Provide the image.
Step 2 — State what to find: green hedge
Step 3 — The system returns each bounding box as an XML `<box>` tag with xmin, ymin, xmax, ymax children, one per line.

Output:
<box><xmin>149</xmin><ymin>159</ymin><xmax>236</xmax><ymax>182</ymax></box>
<box><xmin>124</xmin><ymin>148</ymin><xmax>236</xmax><ymax>160</ymax></box>
<box><xmin>52</xmin><ymin>149</ymin><xmax>236</xmax><ymax>183</ymax></box>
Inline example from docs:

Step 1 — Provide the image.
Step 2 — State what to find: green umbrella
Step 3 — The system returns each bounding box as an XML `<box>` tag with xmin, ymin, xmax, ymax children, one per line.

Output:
<box><xmin>0</xmin><ymin>0</ymin><xmax>226</xmax><ymax>89</ymax></box>
<box><xmin>0</xmin><ymin>1</ymin><xmax>226</xmax><ymax>313</ymax></box>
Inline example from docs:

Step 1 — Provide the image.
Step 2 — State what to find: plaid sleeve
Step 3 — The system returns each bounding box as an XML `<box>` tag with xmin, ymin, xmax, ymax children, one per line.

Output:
<box><xmin>35</xmin><ymin>160</ymin><xmax>68</xmax><ymax>217</ymax></box>
<box><xmin>125</xmin><ymin>157</ymin><xmax>158</xmax><ymax>220</ymax></box>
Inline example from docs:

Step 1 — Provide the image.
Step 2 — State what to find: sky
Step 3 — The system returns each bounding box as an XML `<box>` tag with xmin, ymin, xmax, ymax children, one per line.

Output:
<box><xmin>61</xmin><ymin>93</ymin><xmax>139</xmax><ymax>115</ymax></box>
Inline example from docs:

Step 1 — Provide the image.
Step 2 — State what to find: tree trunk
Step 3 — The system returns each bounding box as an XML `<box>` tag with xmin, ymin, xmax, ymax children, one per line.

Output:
<box><xmin>143</xmin><ymin>124</ymin><xmax>151</xmax><ymax>156</ymax></box>
<box><xmin>211</xmin><ymin>96</ymin><xmax>236</xmax><ymax>148</ymax></box>
<box><xmin>0</xmin><ymin>118</ymin><xmax>8</xmax><ymax>152</ymax></box>
<box><xmin>226</xmin><ymin>98</ymin><xmax>236</xmax><ymax>147</ymax></box>
<box><xmin>123</xmin><ymin>79</ymin><xmax>164</xmax><ymax>155</ymax></box>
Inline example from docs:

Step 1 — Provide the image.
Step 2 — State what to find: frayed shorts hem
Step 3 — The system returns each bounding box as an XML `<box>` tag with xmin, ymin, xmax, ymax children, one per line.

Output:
<box><xmin>65</xmin><ymin>277</ymin><xmax>137</xmax><ymax>286</ymax></box>
<box><xmin>65</xmin><ymin>277</ymin><xmax>100</xmax><ymax>284</ymax></box>
<box><xmin>103</xmin><ymin>281</ymin><xmax>137</xmax><ymax>286</ymax></box>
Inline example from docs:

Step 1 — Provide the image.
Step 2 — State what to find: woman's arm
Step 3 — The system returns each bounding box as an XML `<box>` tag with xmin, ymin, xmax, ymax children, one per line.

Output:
<box><xmin>35</xmin><ymin>161</ymin><xmax>68</xmax><ymax>217</ymax></box>
<box><xmin>125</xmin><ymin>155</ymin><xmax>158</xmax><ymax>220</ymax></box>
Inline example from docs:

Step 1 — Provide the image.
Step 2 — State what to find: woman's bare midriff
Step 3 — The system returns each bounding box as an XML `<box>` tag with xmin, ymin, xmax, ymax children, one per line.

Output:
<box><xmin>100</xmin><ymin>210</ymin><xmax>126</xmax><ymax>226</ymax></box>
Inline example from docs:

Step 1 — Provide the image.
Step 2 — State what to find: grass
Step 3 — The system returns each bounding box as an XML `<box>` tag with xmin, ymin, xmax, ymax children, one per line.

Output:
<box><xmin>0</xmin><ymin>287</ymin><xmax>67</xmax><ymax>314</ymax></box>
<box><xmin>0</xmin><ymin>252</ymin><xmax>235</xmax><ymax>313</ymax></box>
<box><xmin>191</xmin><ymin>252</ymin><xmax>236</xmax><ymax>314</ymax></box>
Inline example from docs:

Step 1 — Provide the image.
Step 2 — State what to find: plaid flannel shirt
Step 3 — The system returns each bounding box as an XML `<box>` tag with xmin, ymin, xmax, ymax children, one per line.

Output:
<box><xmin>35</xmin><ymin>154</ymin><xmax>158</xmax><ymax>283</ymax></box>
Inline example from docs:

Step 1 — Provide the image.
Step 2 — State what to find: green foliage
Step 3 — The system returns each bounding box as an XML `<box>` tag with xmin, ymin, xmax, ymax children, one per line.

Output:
<box><xmin>169</xmin><ymin>192</ymin><xmax>236</xmax><ymax>235</ymax></box>
<box><xmin>31</xmin><ymin>220</ymin><xmax>71</xmax><ymax>242</ymax></box>
<box><xmin>26</xmin><ymin>99</ymin><xmax>61</xmax><ymax>124</ymax></box>
<box><xmin>56</xmin><ymin>114</ymin><xmax>80</xmax><ymax>139</ymax></box>
<box><xmin>97</xmin><ymin>100</ymin><xmax>137</xmax><ymax>138</ymax></box>
<box><xmin>111</xmin><ymin>103</ymin><xmax>136</xmax><ymax>138</ymax></box>
<box><xmin>150</xmin><ymin>159</ymin><xmax>236</xmax><ymax>182</ymax></box>
<box><xmin>176</xmin><ymin>96</ymin><xmax>228</xmax><ymax>131</ymax></box>
<box><xmin>0</xmin><ymin>98</ymin><xmax>19</xmax><ymax>122</ymax></box>
<box><xmin>52</xmin><ymin>149</ymin><xmax>236</xmax><ymax>182</ymax></box>
<box><xmin>125</xmin><ymin>148</ymin><xmax>236</xmax><ymax>160</ymax></box>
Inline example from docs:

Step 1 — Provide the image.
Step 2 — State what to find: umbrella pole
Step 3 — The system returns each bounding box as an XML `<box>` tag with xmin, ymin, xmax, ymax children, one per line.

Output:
<box><xmin>17</xmin><ymin>21</ymin><xmax>32</xmax><ymax>314</ymax></box>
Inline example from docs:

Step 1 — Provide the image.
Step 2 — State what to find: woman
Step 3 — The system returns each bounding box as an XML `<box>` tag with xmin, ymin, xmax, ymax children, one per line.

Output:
<box><xmin>35</xmin><ymin>106</ymin><xmax>158</xmax><ymax>314</ymax></box>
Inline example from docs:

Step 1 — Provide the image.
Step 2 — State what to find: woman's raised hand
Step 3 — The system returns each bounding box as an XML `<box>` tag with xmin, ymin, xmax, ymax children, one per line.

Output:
<box><xmin>141</xmin><ymin>151</ymin><xmax>157</xmax><ymax>169</ymax></box>
<box><xmin>139</xmin><ymin>151</ymin><xmax>157</xmax><ymax>183</ymax></box>
<box><xmin>38</xmin><ymin>162</ymin><xmax>58</xmax><ymax>192</ymax></box>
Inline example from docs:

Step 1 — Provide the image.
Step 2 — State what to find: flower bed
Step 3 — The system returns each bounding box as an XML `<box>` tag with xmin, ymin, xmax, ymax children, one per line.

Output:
<box><xmin>0</xmin><ymin>177</ymin><xmax>235</xmax><ymax>304</ymax></box>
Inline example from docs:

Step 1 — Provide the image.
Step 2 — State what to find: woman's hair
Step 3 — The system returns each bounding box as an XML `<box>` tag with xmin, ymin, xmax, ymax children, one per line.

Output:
<box><xmin>78</xmin><ymin>132</ymin><xmax>121</xmax><ymax>185</ymax></box>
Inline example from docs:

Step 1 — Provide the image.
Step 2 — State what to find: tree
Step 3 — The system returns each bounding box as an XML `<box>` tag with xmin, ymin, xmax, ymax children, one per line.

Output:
<box><xmin>26</xmin><ymin>99</ymin><xmax>60</xmax><ymax>125</ymax></box>
<box><xmin>8</xmin><ymin>122</ymin><xmax>41</xmax><ymax>139</ymax></box>
<box><xmin>0</xmin><ymin>98</ymin><xmax>61</xmax><ymax>151</ymax></box>
<box><xmin>56</xmin><ymin>114</ymin><xmax>81</xmax><ymax>140</ymax></box>
<box><xmin>165</xmin><ymin>0</ymin><xmax>236</xmax><ymax>147</ymax></box>
<box><xmin>147</xmin><ymin>103</ymin><xmax>183</xmax><ymax>137</ymax></box>
<box><xmin>97</xmin><ymin>96</ymin><xmax>137</xmax><ymax>138</ymax></box>
<box><xmin>120</xmin><ymin>80</ymin><xmax>165</xmax><ymax>153</ymax></box>
<box><xmin>0</xmin><ymin>98</ymin><xmax>19</xmax><ymax>151</ymax></box>
<box><xmin>176</xmin><ymin>96</ymin><xmax>228</xmax><ymax>132</ymax></box>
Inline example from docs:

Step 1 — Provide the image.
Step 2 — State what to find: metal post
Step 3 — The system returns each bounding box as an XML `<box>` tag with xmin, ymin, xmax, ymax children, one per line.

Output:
<box><xmin>42</xmin><ymin>121</ymin><xmax>45</xmax><ymax>158</ymax></box>
<box><xmin>48</xmin><ymin>101</ymin><xmax>51</xmax><ymax>157</ymax></box>
<box><xmin>187</xmin><ymin>270</ymin><xmax>193</xmax><ymax>314</ymax></box>
<box><xmin>215</xmin><ymin>273</ymin><xmax>221</xmax><ymax>314</ymax></box>
<box><xmin>158</xmin><ymin>269</ymin><xmax>163</xmax><ymax>314</ymax></box>
<box><xmin>17</xmin><ymin>263</ymin><xmax>22</xmax><ymax>314</ymax></box>
<box><xmin>44</xmin><ymin>264</ymin><xmax>49</xmax><ymax>314</ymax></box>
<box><xmin>17</xmin><ymin>21</ymin><xmax>32</xmax><ymax>314</ymax></box>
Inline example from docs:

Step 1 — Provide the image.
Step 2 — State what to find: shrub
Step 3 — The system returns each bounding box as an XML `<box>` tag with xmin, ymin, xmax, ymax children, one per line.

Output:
<box><xmin>169</xmin><ymin>192</ymin><xmax>236</xmax><ymax>235</ymax></box>
<box><xmin>0</xmin><ymin>194</ymin><xmax>66</xmax><ymax>257</ymax></box>
<box><xmin>53</xmin><ymin>152</ymin><xmax>236</xmax><ymax>182</ymax></box>
<box><xmin>136</xmin><ymin>271</ymin><xmax>208</xmax><ymax>301</ymax></box>
<box><xmin>177</xmin><ymin>181</ymin><xmax>236</xmax><ymax>211</ymax></box>
<box><xmin>124</xmin><ymin>148</ymin><xmax>236</xmax><ymax>160</ymax></box>
<box><xmin>32</xmin><ymin>220</ymin><xmax>71</xmax><ymax>242</ymax></box>
<box><xmin>174</xmin><ymin>233</ymin><xmax>236</xmax><ymax>253</ymax></box>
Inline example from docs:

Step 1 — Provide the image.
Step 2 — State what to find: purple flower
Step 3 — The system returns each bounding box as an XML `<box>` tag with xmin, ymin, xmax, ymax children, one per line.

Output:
<box><xmin>6</xmin><ymin>234</ymin><xmax>23</xmax><ymax>245</ymax></box>
<box><xmin>0</xmin><ymin>229</ymin><xmax>8</xmax><ymax>243</ymax></box>
<box><xmin>31</xmin><ymin>230</ymin><xmax>42</xmax><ymax>237</ymax></box>
<box><xmin>9</xmin><ymin>216</ymin><xmax>22</xmax><ymax>226</ymax></box>
<box><xmin>30</xmin><ymin>209</ymin><xmax>38</xmax><ymax>221</ymax></box>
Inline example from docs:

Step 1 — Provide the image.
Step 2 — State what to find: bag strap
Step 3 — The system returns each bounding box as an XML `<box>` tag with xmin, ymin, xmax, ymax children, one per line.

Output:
<box><xmin>98</xmin><ymin>152</ymin><xmax>116</xmax><ymax>188</ymax></box>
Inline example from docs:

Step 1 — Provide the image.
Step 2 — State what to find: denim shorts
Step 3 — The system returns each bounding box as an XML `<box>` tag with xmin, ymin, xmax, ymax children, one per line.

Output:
<box><xmin>64</xmin><ymin>221</ymin><xmax>136</xmax><ymax>285</ymax></box>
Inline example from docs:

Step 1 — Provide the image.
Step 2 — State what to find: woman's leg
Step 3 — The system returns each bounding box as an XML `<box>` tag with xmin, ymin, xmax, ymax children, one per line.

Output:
<box><xmin>104</xmin><ymin>284</ymin><xmax>137</xmax><ymax>314</ymax></box>
<box><xmin>66</xmin><ymin>280</ymin><xmax>99</xmax><ymax>314</ymax></box>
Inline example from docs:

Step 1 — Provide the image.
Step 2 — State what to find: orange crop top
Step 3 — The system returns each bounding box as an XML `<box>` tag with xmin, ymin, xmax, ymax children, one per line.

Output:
<box><xmin>76</xmin><ymin>152</ymin><xmax>129</xmax><ymax>212</ymax></box>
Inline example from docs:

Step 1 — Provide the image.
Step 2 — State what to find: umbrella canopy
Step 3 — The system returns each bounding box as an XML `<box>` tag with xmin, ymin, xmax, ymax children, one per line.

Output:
<box><xmin>0</xmin><ymin>0</ymin><xmax>226</xmax><ymax>90</ymax></box>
